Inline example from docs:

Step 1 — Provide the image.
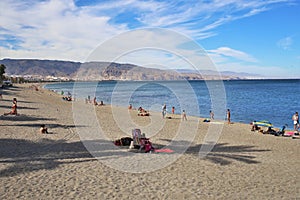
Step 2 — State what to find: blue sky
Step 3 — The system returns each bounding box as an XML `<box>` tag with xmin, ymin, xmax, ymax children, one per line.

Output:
<box><xmin>0</xmin><ymin>0</ymin><xmax>299</xmax><ymax>78</ymax></box>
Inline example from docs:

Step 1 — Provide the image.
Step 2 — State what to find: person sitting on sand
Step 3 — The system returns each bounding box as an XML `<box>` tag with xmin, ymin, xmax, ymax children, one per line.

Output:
<box><xmin>40</xmin><ymin>124</ymin><xmax>48</xmax><ymax>134</ymax></box>
<box><xmin>251</xmin><ymin>121</ymin><xmax>260</xmax><ymax>131</ymax></box>
<box><xmin>138</xmin><ymin>107</ymin><xmax>150</xmax><ymax>116</ymax></box>
<box><xmin>4</xmin><ymin>98</ymin><xmax>18</xmax><ymax>116</ymax></box>
<box><xmin>99</xmin><ymin>100</ymin><xmax>104</xmax><ymax>106</ymax></box>
<box><xmin>128</xmin><ymin>104</ymin><xmax>132</xmax><ymax>110</ymax></box>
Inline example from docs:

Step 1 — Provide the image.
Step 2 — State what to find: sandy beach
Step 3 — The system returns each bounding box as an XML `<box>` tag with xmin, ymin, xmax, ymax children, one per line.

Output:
<box><xmin>0</xmin><ymin>84</ymin><xmax>299</xmax><ymax>199</ymax></box>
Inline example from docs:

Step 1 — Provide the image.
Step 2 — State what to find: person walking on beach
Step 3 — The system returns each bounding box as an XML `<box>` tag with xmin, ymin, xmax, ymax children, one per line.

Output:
<box><xmin>210</xmin><ymin>110</ymin><xmax>214</xmax><ymax>120</ymax></box>
<box><xmin>162</xmin><ymin>104</ymin><xmax>167</xmax><ymax>118</ymax></box>
<box><xmin>292</xmin><ymin>112</ymin><xmax>299</xmax><ymax>131</ymax></box>
<box><xmin>182</xmin><ymin>110</ymin><xmax>187</xmax><ymax>121</ymax></box>
<box><xmin>226</xmin><ymin>109</ymin><xmax>231</xmax><ymax>124</ymax></box>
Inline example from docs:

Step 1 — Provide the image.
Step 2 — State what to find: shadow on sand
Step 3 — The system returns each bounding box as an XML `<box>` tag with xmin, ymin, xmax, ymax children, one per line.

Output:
<box><xmin>158</xmin><ymin>139</ymin><xmax>270</xmax><ymax>165</ymax></box>
<box><xmin>0</xmin><ymin>137</ymin><xmax>271</xmax><ymax>177</ymax></box>
<box><xmin>0</xmin><ymin>115</ymin><xmax>56</xmax><ymax>122</ymax></box>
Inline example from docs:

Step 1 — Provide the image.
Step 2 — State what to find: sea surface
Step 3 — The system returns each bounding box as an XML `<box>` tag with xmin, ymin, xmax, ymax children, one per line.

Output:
<box><xmin>44</xmin><ymin>79</ymin><xmax>300</xmax><ymax>128</ymax></box>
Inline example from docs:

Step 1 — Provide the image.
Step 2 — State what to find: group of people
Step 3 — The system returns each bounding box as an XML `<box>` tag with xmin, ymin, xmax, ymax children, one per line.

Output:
<box><xmin>162</xmin><ymin>104</ymin><xmax>228</xmax><ymax>121</ymax></box>
<box><xmin>250</xmin><ymin>112</ymin><xmax>299</xmax><ymax>135</ymax></box>
<box><xmin>137</xmin><ymin>106</ymin><xmax>150</xmax><ymax>116</ymax></box>
<box><xmin>2</xmin><ymin>97</ymin><xmax>50</xmax><ymax>133</ymax></box>
<box><xmin>161</xmin><ymin>104</ymin><xmax>231</xmax><ymax>123</ymax></box>
<box><xmin>85</xmin><ymin>95</ymin><xmax>104</xmax><ymax>106</ymax></box>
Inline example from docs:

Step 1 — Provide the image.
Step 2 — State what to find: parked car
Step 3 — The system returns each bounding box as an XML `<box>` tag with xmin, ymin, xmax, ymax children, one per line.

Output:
<box><xmin>3</xmin><ymin>80</ymin><xmax>13</xmax><ymax>87</ymax></box>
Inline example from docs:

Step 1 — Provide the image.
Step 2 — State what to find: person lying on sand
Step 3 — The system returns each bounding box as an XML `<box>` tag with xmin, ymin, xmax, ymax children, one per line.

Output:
<box><xmin>263</xmin><ymin>127</ymin><xmax>276</xmax><ymax>134</ymax></box>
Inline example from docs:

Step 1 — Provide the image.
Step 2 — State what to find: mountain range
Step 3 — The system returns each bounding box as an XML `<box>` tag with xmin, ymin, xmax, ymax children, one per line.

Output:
<box><xmin>0</xmin><ymin>58</ymin><xmax>263</xmax><ymax>81</ymax></box>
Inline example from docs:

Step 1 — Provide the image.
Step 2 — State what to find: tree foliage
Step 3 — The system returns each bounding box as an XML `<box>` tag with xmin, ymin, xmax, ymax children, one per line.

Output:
<box><xmin>0</xmin><ymin>64</ymin><xmax>6</xmax><ymax>83</ymax></box>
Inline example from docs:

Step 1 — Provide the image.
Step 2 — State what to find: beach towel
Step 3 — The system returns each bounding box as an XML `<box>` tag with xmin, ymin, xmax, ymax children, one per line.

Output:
<box><xmin>283</xmin><ymin>131</ymin><xmax>294</xmax><ymax>137</ymax></box>
<box><xmin>154</xmin><ymin>148</ymin><xmax>174</xmax><ymax>153</ymax></box>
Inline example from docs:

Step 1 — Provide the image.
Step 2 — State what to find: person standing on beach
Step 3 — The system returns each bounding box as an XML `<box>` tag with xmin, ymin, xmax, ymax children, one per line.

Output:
<box><xmin>210</xmin><ymin>110</ymin><xmax>214</xmax><ymax>120</ymax></box>
<box><xmin>172</xmin><ymin>106</ymin><xmax>175</xmax><ymax>115</ymax></box>
<box><xmin>162</xmin><ymin>104</ymin><xmax>167</xmax><ymax>118</ymax></box>
<box><xmin>93</xmin><ymin>97</ymin><xmax>97</xmax><ymax>106</ymax></box>
<box><xmin>292</xmin><ymin>112</ymin><xmax>299</xmax><ymax>131</ymax></box>
<box><xmin>182</xmin><ymin>110</ymin><xmax>187</xmax><ymax>121</ymax></box>
<box><xmin>226</xmin><ymin>109</ymin><xmax>231</xmax><ymax>124</ymax></box>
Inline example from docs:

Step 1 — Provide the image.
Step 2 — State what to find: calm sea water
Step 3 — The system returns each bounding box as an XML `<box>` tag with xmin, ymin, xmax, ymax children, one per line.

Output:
<box><xmin>44</xmin><ymin>79</ymin><xmax>300</xmax><ymax>128</ymax></box>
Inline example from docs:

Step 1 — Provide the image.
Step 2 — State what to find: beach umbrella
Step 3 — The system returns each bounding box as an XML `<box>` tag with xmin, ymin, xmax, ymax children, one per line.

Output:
<box><xmin>253</xmin><ymin>120</ymin><xmax>273</xmax><ymax>127</ymax></box>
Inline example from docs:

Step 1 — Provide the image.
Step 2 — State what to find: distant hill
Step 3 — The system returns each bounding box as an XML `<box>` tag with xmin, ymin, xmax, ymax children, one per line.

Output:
<box><xmin>0</xmin><ymin>58</ymin><xmax>262</xmax><ymax>80</ymax></box>
<box><xmin>175</xmin><ymin>69</ymin><xmax>263</xmax><ymax>79</ymax></box>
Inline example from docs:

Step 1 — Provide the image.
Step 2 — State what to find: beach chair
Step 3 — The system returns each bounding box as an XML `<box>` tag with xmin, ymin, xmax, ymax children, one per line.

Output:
<box><xmin>132</xmin><ymin>129</ymin><xmax>142</xmax><ymax>146</ymax></box>
<box><xmin>131</xmin><ymin>129</ymin><xmax>153</xmax><ymax>152</ymax></box>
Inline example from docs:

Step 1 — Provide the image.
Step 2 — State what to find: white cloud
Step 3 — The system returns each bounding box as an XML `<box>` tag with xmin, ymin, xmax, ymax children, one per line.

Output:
<box><xmin>277</xmin><ymin>36</ymin><xmax>293</xmax><ymax>50</ymax></box>
<box><xmin>207</xmin><ymin>46</ymin><xmax>300</xmax><ymax>78</ymax></box>
<box><xmin>208</xmin><ymin>47</ymin><xmax>258</xmax><ymax>63</ymax></box>
<box><xmin>86</xmin><ymin>28</ymin><xmax>216</xmax><ymax>72</ymax></box>
<box><xmin>0</xmin><ymin>0</ymin><xmax>295</xmax><ymax>68</ymax></box>
<box><xmin>0</xmin><ymin>0</ymin><xmax>128</xmax><ymax>61</ymax></box>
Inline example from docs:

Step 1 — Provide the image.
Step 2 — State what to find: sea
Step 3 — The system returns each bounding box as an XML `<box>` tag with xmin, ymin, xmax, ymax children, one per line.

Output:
<box><xmin>44</xmin><ymin>79</ymin><xmax>300</xmax><ymax>128</ymax></box>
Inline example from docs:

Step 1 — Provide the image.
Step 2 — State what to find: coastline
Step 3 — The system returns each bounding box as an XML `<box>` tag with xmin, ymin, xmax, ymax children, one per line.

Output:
<box><xmin>0</xmin><ymin>83</ymin><xmax>299</xmax><ymax>199</ymax></box>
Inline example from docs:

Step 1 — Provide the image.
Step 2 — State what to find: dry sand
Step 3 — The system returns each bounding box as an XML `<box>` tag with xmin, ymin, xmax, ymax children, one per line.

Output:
<box><xmin>0</xmin><ymin>84</ymin><xmax>299</xmax><ymax>199</ymax></box>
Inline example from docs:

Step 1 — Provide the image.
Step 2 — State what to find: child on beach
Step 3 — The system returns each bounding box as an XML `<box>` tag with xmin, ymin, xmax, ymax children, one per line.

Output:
<box><xmin>182</xmin><ymin>110</ymin><xmax>187</xmax><ymax>121</ymax></box>
<box><xmin>40</xmin><ymin>124</ymin><xmax>48</xmax><ymax>134</ymax></box>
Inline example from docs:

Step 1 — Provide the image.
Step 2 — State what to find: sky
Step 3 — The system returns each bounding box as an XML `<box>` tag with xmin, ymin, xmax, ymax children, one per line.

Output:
<box><xmin>0</xmin><ymin>0</ymin><xmax>299</xmax><ymax>78</ymax></box>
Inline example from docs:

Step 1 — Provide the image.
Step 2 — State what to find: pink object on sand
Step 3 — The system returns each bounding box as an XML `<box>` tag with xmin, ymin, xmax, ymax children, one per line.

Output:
<box><xmin>154</xmin><ymin>148</ymin><xmax>174</xmax><ymax>153</ymax></box>
<box><xmin>284</xmin><ymin>131</ymin><xmax>294</xmax><ymax>137</ymax></box>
